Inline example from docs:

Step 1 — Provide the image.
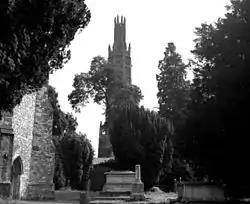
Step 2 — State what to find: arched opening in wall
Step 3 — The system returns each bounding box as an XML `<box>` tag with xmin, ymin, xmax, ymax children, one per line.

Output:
<box><xmin>11</xmin><ymin>156</ymin><xmax>23</xmax><ymax>200</ymax></box>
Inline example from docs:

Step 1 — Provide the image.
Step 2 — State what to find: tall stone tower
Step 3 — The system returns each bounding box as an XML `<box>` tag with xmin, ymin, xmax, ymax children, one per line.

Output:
<box><xmin>98</xmin><ymin>15</ymin><xmax>132</xmax><ymax>158</ymax></box>
<box><xmin>108</xmin><ymin>15</ymin><xmax>132</xmax><ymax>84</ymax></box>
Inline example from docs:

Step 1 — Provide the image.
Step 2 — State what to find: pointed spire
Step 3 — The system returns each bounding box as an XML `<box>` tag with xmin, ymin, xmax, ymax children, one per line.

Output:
<box><xmin>123</xmin><ymin>16</ymin><xmax>126</xmax><ymax>43</ymax></box>
<box><xmin>114</xmin><ymin>17</ymin><xmax>117</xmax><ymax>43</ymax></box>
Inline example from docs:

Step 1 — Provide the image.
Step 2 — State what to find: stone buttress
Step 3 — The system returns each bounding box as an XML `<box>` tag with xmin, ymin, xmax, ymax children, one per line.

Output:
<box><xmin>25</xmin><ymin>86</ymin><xmax>55</xmax><ymax>200</ymax></box>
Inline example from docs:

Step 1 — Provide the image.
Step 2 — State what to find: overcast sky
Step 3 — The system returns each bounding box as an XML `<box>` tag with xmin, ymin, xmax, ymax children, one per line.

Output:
<box><xmin>49</xmin><ymin>0</ymin><xmax>230</xmax><ymax>157</ymax></box>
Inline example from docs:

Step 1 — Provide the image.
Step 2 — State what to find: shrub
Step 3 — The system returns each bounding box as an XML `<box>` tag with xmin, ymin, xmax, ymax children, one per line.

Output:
<box><xmin>159</xmin><ymin>155</ymin><xmax>195</xmax><ymax>192</ymax></box>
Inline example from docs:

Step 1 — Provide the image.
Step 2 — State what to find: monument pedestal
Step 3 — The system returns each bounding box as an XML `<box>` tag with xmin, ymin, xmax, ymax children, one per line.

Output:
<box><xmin>130</xmin><ymin>165</ymin><xmax>145</xmax><ymax>201</ymax></box>
<box><xmin>131</xmin><ymin>182</ymin><xmax>145</xmax><ymax>200</ymax></box>
<box><xmin>90</xmin><ymin>165</ymin><xmax>145</xmax><ymax>204</ymax></box>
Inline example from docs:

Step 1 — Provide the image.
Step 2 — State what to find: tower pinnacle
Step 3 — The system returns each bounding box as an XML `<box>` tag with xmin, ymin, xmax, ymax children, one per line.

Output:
<box><xmin>109</xmin><ymin>15</ymin><xmax>132</xmax><ymax>84</ymax></box>
<box><xmin>113</xmin><ymin>15</ymin><xmax>126</xmax><ymax>50</ymax></box>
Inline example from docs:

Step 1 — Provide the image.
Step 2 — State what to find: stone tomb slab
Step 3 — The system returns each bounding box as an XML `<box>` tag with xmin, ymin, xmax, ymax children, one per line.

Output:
<box><xmin>103</xmin><ymin>171</ymin><xmax>135</xmax><ymax>193</ymax></box>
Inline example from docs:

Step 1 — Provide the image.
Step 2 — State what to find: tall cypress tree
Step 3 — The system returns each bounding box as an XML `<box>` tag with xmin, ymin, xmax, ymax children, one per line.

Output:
<box><xmin>156</xmin><ymin>42</ymin><xmax>190</xmax><ymax>126</ymax></box>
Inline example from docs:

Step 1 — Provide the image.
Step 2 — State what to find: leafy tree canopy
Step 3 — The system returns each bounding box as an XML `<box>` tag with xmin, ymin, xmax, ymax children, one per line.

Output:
<box><xmin>0</xmin><ymin>0</ymin><xmax>91</xmax><ymax>116</ymax></box>
<box><xmin>68</xmin><ymin>56</ymin><xmax>143</xmax><ymax>124</ymax></box>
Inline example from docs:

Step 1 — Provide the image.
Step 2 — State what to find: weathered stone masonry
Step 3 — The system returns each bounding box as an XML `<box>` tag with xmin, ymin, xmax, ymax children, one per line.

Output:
<box><xmin>12</xmin><ymin>91</ymin><xmax>37</xmax><ymax>199</ymax></box>
<box><xmin>25</xmin><ymin>87</ymin><xmax>55</xmax><ymax>200</ymax></box>
<box><xmin>0</xmin><ymin>86</ymin><xmax>55</xmax><ymax>200</ymax></box>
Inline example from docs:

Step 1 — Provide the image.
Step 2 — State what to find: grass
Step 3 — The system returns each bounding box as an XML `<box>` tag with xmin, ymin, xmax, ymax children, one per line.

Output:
<box><xmin>0</xmin><ymin>190</ymin><xmax>178</xmax><ymax>204</ymax></box>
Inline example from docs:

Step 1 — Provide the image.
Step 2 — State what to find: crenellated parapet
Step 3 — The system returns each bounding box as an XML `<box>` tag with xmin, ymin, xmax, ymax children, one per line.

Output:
<box><xmin>108</xmin><ymin>15</ymin><xmax>132</xmax><ymax>85</ymax></box>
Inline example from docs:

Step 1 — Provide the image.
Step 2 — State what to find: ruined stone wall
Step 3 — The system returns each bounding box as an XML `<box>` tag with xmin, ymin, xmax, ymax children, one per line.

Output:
<box><xmin>26</xmin><ymin>86</ymin><xmax>55</xmax><ymax>200</ymax></box>
<box><xmin>98</xmin><ymin>122</ymin><xmax>113</xmax><ymax>158</ymax></box>
<box><xmin>12</xmin><ymin>92</ymin><xmax>37</xmax><ymax>199</ymax></box>
<box><xmin>98</xmin><ymin>133</ymin><xmax>113</xmax><ymax>158</ymax></box>
<box><xmin>0</xmin><ymin>86</ymin><xmax>55</xmax><ymax>200</ymax></box>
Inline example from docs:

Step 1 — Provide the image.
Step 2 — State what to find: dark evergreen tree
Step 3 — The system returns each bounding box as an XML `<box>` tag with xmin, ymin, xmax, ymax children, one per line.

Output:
<box><xmin>48</xmin><ymin>85</ymin><xmax>67</xmax><ymax>137</ymax></box>
<box><xmin>156</xmin><ymin>42</ymin><xmax>190</xmax><ymax>126</ymax></box>
<box><xmin>61</xmin><ymin>132</ymin><xmax>94</xmax><ymax>190</ymax></box>
<box><xmin>110</xmin><ymin>104</ymin><xmax>174</xmax><ymax>189</ymax></box>
<box><xmin>179</xmin><ymin>0</ymin><xmax>250</xmax><ymax>197</ymax></box>
<box><xmin>48</xmin><ymin>85</ymin><xmax>93</xmax><ymax>190</ymax></box>
<box><xmin>156</xmin><ymin>43</ymin><xmax>193</xmax><ymax>188</ymax></box>
<box><xmin>53</xmin><ymin>137</ymin><xmax>66</xmax><ymax>190</ymax></box>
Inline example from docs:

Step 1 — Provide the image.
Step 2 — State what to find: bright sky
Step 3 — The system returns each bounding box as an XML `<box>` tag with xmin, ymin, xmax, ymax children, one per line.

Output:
<box><xmin>49</xmin><ymin>0</ymin><xmax>230</xmax><ymax>157</ymax></box>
